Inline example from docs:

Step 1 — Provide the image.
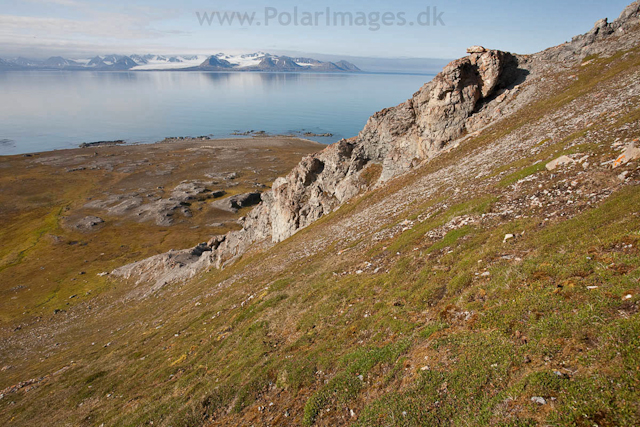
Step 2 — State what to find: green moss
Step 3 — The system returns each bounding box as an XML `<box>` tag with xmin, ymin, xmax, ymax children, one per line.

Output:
<box><xmin>418</xmin><ymin>321</ymin><xmax>448</xmax><ymax>339</ymax></box>
<box><xmin>303</xmin><ymin>339</ymin><xmax>411</xmax><ymax>425</ymax></box>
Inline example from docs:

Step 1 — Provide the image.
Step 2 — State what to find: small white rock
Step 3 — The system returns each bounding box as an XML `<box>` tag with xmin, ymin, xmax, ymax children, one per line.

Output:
<box><xmin>546</xmin><ymin>155</ymin><xmax>574</xmax><ymax>171</ymax></box>
<box><xmin>531</xmin><ymin>396</ymin><xmax>547</xmax><ymax>405</ymax></box>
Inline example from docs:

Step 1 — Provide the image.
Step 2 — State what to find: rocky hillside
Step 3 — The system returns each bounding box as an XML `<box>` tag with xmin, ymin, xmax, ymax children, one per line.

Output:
<box><xmin>116</xmin><ymin>1</ymin><xmax>640</xmax><ymax>284</ymax></box>
<box><xmin>2</xmin><ymin>2</ymin><xmax>640</xmax><ymax>426</ymax></box>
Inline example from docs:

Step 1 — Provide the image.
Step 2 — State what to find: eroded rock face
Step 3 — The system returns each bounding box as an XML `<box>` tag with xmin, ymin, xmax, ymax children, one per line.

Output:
<box><xmin>537</xmin><ymin>1</ymin><xmax>640</xmax><ymax>61</ymax></box>
<box><xmin>368</xmin><ymin>50</ymin><xmax>522</xmax><ymax>181</ymax></box>
<box><xmin>113</xmin><ymin>247</ymin><xmax>214</xmax><ymax>297</ymax></box>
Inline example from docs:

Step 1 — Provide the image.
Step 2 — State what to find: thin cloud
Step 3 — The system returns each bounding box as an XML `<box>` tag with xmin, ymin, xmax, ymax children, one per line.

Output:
<box><xmin>0</xmin><ymin>14</ymin><xmax>166</xmax><ymax>40</ymax></box>
<box><xmin>0</xmin><ymin>1</ymin><xmax>185</xmax><ymax>57</ymax></box>
<box><xmin>21</xmin><ymin>0</ymin><xmax>83</xmax><ymax>6</ymax></box>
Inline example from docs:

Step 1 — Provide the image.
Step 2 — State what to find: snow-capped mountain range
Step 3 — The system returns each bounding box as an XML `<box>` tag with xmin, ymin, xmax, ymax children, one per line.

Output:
<box><xmin>0</xmin><ymin>53</ymin><xmax>361</xmax><ymax>72</ymax></box>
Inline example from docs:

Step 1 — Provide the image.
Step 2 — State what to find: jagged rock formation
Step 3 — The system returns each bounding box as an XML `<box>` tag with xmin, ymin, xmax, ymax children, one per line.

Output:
<box><xmin>113</xmin><ymin>1</ymin><xmax>640</xmax><ymax>287</ymax></box>
<box><xmin>536</xmin><ymin>1</ymin><xmax>640</xmax><ymax>62</ymax></box>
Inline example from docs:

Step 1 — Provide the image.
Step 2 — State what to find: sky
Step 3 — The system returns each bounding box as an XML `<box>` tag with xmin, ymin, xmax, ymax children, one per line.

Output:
<box><xmin>0</xmin><ymin>0</ymin><xmax>634</xmax><ymax>60</ymax></box>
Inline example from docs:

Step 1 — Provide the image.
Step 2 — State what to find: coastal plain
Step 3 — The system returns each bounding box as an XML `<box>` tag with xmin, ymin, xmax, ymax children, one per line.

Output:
<box><xmin>0</xmin><ymin>137</ymin><xmax>323</xmax><ymax>324</ymax></box>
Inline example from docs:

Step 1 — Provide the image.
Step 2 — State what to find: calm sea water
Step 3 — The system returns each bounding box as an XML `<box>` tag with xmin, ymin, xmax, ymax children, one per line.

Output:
<box><xmin>0</xmin><ymin>71</ymin><xmax>433</xmax><ymax>155</ymax></box>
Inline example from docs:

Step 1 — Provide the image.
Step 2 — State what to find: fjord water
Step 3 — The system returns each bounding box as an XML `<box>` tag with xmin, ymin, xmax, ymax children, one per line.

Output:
<box><xmin>0</xmin><ymin>71</ymin><xmax>432</xmax><ymax>155</ymax></box>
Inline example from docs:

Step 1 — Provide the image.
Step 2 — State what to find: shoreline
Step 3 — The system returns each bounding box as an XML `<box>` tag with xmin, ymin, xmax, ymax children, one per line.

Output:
<box><xmin>1</xmin><ymin>134</ymin><xmax>327</xmax><ymax>158</ymax></box>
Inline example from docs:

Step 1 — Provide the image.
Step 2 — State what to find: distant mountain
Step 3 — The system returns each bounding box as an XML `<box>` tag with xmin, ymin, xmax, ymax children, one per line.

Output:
<box><xmin>0</xmin><ymin>58</ymin><xmax>19</xmax><ymax>70</ymax></box>
<box><xmin>250</xmin><ymin>56</ymin><xmax>303</xmax><ymax>71</ymax></box>
<box><xmin>198</xmin><ymin>56</ymin><xmax>233</xmax><ymax>70</ymax></box>
<box><xmin>42</xmin><ymin>56</ymin><xmax>80</xmax><ymax>68</ymax></box>
<box><xmin>107</xmin><ymin>56</ymin><xmax>138</xmax><ymax>71</ymax></box>
<box><xmin>198</xmin><ymin>53</ymin><xmax>360</xmax><ymax>72</ymax></box>
<box><xmin>334</xmin><ymin>60</ymin><xmax>361</xmax><ymax>71</ymax></box>
<box><xmin>12</xmin><ymin>57</ymin><xmax>42</xmax><ymax>67</ymax></box>
<box><xmin>101</xmin><ymin>54</ymin><xmax>123</xmax><ymax>64</ymax></box>
<box><xmin>129</xmin><ymin>54</ymin><xmax>148</xmax><ymax>64</ymax></box>
<box><xmin>0</xmin><ymin>52</ymin><xmax>361</xmax><ymax>72</ymax></box>
<box><xmin>87</xmin><ymin>56</ymin><xmax>107</xmax><ymax>67</ymax></box>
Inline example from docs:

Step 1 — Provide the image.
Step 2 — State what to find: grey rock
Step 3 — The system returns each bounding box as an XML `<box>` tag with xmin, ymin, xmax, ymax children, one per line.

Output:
<box><xmin>467</xmin><ymin>45</ymin><xmax>488</xmax><ymax>54</ymax></box>
<box><xmin>191</xmin><ymin>243</ymin><xmax>212</xmax><ymax>257</ymax></box>
<box><xmin>207</xmin><ymin>235</ymin><xmax>226</xmax><ymax>249</ymax></box>
<box><xmin>546</xmin><ymin>155</ymin><xmax>575</xmax><ymax>171</ymax></box>
<box><xmin>539</xmin><ymin>1</ymin><xmax>640</xmax><ymax>62</ymax></box>
<box><xmin>211</xmin><ymin>192</ymin><xmax>262</xmax><ymax>213</ymax></box>
<box><xmin>110</xmin><ymin>181</ymin><xmax>220</xmax><ymax>226</ymax></box>
<box><xmin>74</xmin><ymin>216</ymin><xmax>104</xmax><ymax>230</ymax></box>
<box><xmin>112</xmin><ymin>247</ymin><xmax>215</xmax><ymax>297</ymax></box>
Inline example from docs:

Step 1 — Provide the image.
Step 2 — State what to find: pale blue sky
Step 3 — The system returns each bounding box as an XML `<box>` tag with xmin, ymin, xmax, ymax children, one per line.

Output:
<box><xmin>0</xmin><ymin>0</ymin><xmax>633</xmax><ymax>59</ymax></box>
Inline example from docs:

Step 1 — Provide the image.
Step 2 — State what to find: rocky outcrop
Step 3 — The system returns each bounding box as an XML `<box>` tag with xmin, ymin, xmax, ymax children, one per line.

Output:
<box><xmin>113</xmin><ymin>246</ymin><xmax>215</xmax><ymax>297</ymax></box>
<box><xmin>86</xmin><ymin>180</ymin><xmax>224</xmax><ymax>226</ymax></box>
<box><xmin>363</xmin><ymin>50</ymin><xmax>523</xmax><ymax>181</ymax></box>
<box><xmin>536</xmin><ymin>1</ymin><xmax>640</xmax><ymax>62</ymax></box>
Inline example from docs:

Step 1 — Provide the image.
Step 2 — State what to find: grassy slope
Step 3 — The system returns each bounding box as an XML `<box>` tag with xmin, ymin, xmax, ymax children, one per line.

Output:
<box><xmin>1</xmin><ymin>49</ymin><xmax>640</xmax><ymax>426</ymax></box>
